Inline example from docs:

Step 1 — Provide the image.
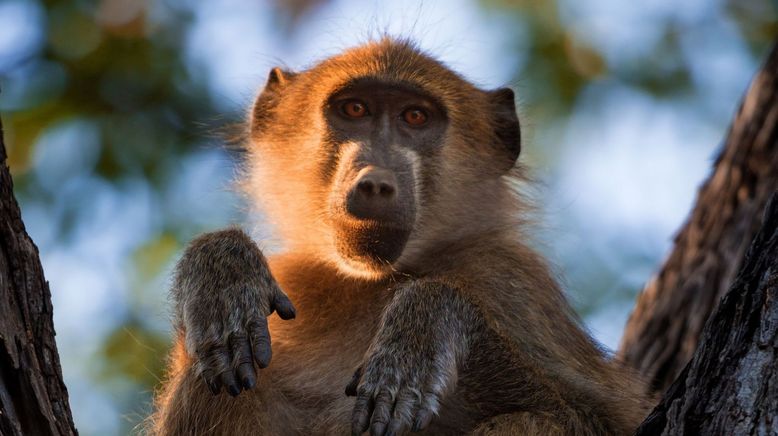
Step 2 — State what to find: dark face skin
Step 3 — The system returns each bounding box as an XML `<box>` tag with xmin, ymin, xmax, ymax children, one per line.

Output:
<box><xmin>323</xmin><ymin>79</ymin><xmax>448</xmax><ymax>272</ymax></box>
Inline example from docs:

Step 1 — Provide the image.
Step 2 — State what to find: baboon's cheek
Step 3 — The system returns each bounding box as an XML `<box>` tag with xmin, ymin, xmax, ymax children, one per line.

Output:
<box><xmin>333</xmin><ymin>222</ymin><xmax>411</xmax><ymax>267</ymax></box>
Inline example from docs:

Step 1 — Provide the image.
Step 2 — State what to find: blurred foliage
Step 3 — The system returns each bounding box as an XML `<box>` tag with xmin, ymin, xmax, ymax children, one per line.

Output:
<box><xmin>482</xmin><ymin>0</ymin><xmax>776</xmax><ymax>119</ymax></box>
<box><xmin>133</xmin><ymin>232</ymin><xmax>179</xmax><ymax>281</ymax></box>
<box><xmin>2</xmin><ymin>0</ymin><xmax>236</xmax><ymax>433</ymax></box>
<box><xmin>485</xmin><ymin>0</ymin><xmax>608</xmax><ymax>118</ymax></box>
<box><xmin>0</xmin><ymin>0</ymin><xmax>775</xmax><ymax>434</ymax></box>
<box><xmin>98</xmin><ymin>320</ymin><xmax>168</xmax><ymax>389</ymax></box>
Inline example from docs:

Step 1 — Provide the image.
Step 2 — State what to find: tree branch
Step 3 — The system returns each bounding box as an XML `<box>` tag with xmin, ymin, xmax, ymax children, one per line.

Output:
<box><xmin>619</xmin><ymin>39</ymin><xmax>778</xmax><ymax>394</ymax></box>
<box><xmin>0</xmin><ymin>110</ymin><xmax>77</xmax><ymax>434</ymax></box>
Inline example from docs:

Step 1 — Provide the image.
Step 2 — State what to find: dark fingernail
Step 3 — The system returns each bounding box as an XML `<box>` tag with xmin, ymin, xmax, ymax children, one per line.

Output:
<box><xmin>273</xmin><ymin>293</ymin><xmax>297</xmax><ymax>320</ymax></box>
<box><xmin>242</xmin><ymin>374</ymin><xmax>256</xmax><ymax>390</ymax></box>
<box><xmin>345</xmin><ymin>367</ymin><xmax>362</xmax><ymax>396</ymax></box>
<box><xmin>279</xmin><ymin>304</ymin><xmax>296</xmax><ymax>320</ymax></box>
<box><xmin>227</xmin><ymin>383</ymin><xmax>240</xmax><ymax>397</ymax></box>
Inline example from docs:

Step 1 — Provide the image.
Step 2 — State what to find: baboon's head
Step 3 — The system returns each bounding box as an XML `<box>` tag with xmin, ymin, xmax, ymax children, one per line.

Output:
<box><xmin>246</xmin><ymin>38</ymin><xmax>520</xmax><ymax>277</ymax></box>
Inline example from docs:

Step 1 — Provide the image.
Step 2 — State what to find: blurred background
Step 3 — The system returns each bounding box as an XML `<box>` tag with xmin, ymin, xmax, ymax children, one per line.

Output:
<box><xmin>0</xmin><ymin>0</ymin><xmax>775</xmax><ymax>434</ymax></box>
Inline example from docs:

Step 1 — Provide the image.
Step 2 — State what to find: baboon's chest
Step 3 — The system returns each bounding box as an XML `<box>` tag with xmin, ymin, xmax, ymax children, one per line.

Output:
<box><xmin>267</xmin><ymin>281</ymin><xmax>386</xmax><ymax>397</ymax></box>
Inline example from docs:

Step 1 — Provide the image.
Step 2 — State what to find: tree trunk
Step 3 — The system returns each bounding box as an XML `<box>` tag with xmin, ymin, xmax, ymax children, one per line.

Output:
<box><xmin>618</xmin><ymin>40</ymin><xmax>778</xmax><ymax>394</ymax></box>
<box><xmin>635</xmin><ymin>190</ymin><xmax>778</xmax><ymax>435</ymax></box>
<box><xmin>0</xmin><ymin>114</ymin><xmax>77</xmax><ymax>434</ymax></box>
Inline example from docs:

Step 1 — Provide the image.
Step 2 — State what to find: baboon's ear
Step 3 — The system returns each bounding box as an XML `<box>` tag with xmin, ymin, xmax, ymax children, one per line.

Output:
<box><xmin>251</xmin><ymin>67</ymin><xmax>297</xmax><ymax>133</ymax></box>
<box><xmin>489</xmin><ymin>87</ymin><xmax>521</xmax><ymax>172</ymax></box>
<box><xmin>265</xmin><ymin>67</ymin><xmax>295</xmax><ymax>88</ymax></box>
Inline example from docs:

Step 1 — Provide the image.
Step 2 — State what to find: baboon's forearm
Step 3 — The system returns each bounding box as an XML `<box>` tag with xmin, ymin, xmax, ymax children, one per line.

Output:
<box><xmin>375</xmin><ymin>282</ymin><xmax>480</xmax><ymax>365</ymax></box>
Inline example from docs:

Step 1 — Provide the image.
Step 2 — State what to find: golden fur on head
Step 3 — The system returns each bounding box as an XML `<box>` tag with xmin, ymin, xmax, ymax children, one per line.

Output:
<box><xmin>241</xmin><ymin>37</ymin><xmax>528</xmax><ymax>277</ymax></box>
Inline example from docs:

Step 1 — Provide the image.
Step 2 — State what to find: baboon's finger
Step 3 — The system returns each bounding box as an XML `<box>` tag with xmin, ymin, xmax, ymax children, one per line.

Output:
<box><xmin>412</xmin><ymin>409</ymin><xmax>433</xmax><ymax>432</ymax></box>
<box><xmin>220</xmin><ymin>369</ymin><xmax>241</xmax><ymax>397</ymax></box>
<box><xmin>200</xmin><ymin>345</ymin><xmax>231</xmax><ymax>375</ymax></box>
<box><xmin>345</xmin><ymin>367</ymin><xmax>363</xmax><ymax>396</ymax></box>
<box><xmin>370</xmin><ymin>387</ymin><xmax>393</xmax><ymax>436</ymax></box>
<box><xmin>384</xmin><ymin>422</ymin><xmax>404</xmax><ymax>436</ymax></box>
<box><xmin>204</xmin><ymin>345</ymin><xmax>239</xmax><ymax>396</ymax></box>
<box><xmin>386</xmin><ymin>387</ymin><xmax>417</xmax><ymax>436</ymax></box>
<box><xmin>271</xmin><ymin>290</ymin><xmax>297</xmax><ymax>320</ymax></box>
<box><xmin>201</xmin><ymin>368</ymin><xmax>221</xmax><ymax>395</ymax></box>
<box><xmin>385</xmin><ymin>415</ymin><xmax>407</xmax><ymax>436</ymax></box>
<box><xmin>248</xmin><ymin>318</ymin><xmax>272</xmax><ymax>368</ymax></box>
<box><xmin>230</xmin><ymin>333</ymin><xmax>256</xmax><ymax>389</ymax></box>
<box><xmin>236</xmin><ymin>362</ymin><xmax>256</xmax><ymax>390</ymax></box>
<box><xmin>351</xmin><ymin>387</ymin><xmax>375</xmax><ymax>435</ymax></box>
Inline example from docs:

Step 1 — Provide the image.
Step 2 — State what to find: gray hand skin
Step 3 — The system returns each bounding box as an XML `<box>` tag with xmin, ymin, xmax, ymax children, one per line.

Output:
<box><xmin>171</xmin><ymin>228</ymin><xmax>296</xmax><ymax>396</ymax></box>
<box><xmin>346</xmin><ymin>282</ymin><xmax>480</xmax><ymax>436</ymax></box>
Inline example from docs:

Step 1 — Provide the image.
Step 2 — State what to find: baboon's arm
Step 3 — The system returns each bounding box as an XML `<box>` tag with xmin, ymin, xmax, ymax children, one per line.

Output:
<box><xmin>346</xmin><ymin>282</ymin><xmax>482</xmax><ymax>435</ymax></box>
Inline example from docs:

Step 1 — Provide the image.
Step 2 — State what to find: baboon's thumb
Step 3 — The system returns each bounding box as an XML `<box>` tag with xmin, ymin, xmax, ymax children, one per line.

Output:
<box><xmin>272</xmin><ymin>290</ymin><xmax>296</xmax><ymax>320</ymax></box>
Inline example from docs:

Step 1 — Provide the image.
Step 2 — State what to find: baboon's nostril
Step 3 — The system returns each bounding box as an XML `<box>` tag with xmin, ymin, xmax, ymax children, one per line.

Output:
<box><xmin>357</xmin><ymin>179</ymin><xmax>378</xmax><ymax>196</ymax></box>
<box><xmin>378</xmin><ymin>182</ymin><xmax>395</xmax><ymax>197</ymax></box>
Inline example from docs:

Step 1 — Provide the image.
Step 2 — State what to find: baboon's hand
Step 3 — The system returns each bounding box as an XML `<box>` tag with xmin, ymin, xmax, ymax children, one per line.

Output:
<box><xmin>173</xmin><ymin>229</ymin><xmax>296</xmax><ymax>397</ymax></box>
<box><xmin>346</xmin><ymin>284</ymin><xmax>474</xmax><ymax>436</ymax></box>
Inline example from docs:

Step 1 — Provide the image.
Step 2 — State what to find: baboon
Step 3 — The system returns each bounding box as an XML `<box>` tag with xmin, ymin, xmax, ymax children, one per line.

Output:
<box><xmin>150</xmin><ymin>38</ymin><xmax>652</xmax><ymax>435</ymax></box>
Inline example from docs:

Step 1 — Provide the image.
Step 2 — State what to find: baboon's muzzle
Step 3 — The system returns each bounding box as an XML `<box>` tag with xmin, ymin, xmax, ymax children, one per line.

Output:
<box><xmin>334</xmin><ymin>166</ymin><xmax>415</xmax><ymax>267</ymax></box>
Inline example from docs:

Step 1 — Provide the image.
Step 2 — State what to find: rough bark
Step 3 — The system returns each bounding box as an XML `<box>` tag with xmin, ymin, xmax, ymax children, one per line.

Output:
<box><xmin>0</xmin><ymin>114</ymin><xmax>77</xmax><ymax>434</ymax></box>
<box><xmin>618</xmin><ymin>40</ymin><xmax>778</xmax><ymax>394</ymax></box>
<box><xmin>635</xmin><ymin>191</ymin><xmax>778</xmax><ymax>435</ymax></box>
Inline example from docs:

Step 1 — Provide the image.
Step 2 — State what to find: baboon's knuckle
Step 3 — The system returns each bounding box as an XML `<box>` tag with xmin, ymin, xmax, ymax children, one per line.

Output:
<box><xmin>360</xmin><ymin>365</ymin><xmax>381</xmax><ymax>384</ymax></box>
<box><xmin>355</xmin><ymin>384</ymin><xmax>371</xmax><ymax>398</ymax></box>
<box><xmin>231</xmin><ymin>330</ymin><xmax>251</xmax><ymax>342</ymax></box>
<box><xmin>375</xmin><ymin>390</ymin><xmax>392</xmax><ymax>401</ymax></box>
<box><xmin>396</xmin><ymin>387</ymin><xmax>420</xmax><ymax>407</ymax></box>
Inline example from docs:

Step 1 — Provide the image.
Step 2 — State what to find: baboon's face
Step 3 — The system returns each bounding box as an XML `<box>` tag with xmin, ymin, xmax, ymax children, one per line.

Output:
<box><xmin>323</xmin><ymin>79</ymin><xmax>447</xmax><ymax>272</ymax></box>
<box><xmin>248</xmin><ymin>40</ymin><xmax>520</xmax><ymax>277</ymax></box>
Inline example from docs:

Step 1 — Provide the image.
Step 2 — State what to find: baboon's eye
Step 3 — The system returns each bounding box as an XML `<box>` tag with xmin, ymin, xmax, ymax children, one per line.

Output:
<box><xmin>402</xmin><ymin>107</ymin><xmax>428</xmax><ymax>126</ymax></box>
<box><xmin>341</xmin><ymin>100</ymin><xmax>369</xmax><ymax>118</ymax></box>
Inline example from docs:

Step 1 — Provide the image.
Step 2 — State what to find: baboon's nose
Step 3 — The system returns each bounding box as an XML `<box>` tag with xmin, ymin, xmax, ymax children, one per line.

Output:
<box><xmin>356</xmin><ymin>169</ymin><xmax>396</xmax><ymax>198</ymax></box>
<box><xmin>346</xmin><ymin>167</ymin><xmax>400</xmax><ymax>221</ymax></box>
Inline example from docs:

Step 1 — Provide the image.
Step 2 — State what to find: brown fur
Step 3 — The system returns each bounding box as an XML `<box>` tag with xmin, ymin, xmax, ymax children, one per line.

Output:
<box><xmin>149</xmin><ymin>38</ymin><xmax>652</xmax><ymax>435</ymax></box>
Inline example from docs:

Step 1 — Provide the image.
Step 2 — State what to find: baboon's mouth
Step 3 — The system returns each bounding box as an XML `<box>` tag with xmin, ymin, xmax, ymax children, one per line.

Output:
<box><xmin>332</xmin><ymin>218</ymin><xmax>411</xmax><ymax>268</ymax></box>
